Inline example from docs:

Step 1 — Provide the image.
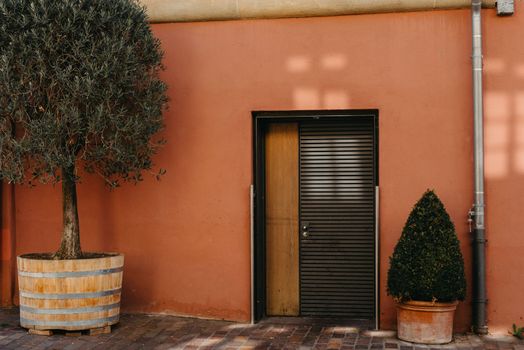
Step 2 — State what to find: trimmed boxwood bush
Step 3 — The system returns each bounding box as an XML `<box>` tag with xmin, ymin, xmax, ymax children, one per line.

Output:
<box><xmin>387</xmin><ymin>190</ymin><xmax>466</xmax><ymax>302</ymax></box>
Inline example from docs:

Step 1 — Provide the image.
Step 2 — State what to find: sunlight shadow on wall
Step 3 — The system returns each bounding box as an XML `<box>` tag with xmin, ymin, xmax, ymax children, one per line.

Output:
<box><xmin>321</xmin><ymin>54</ymin><xmax>347</xmax><ymax>70</ymax></box>
<box><xmin>514</xmin><ymin>64</ymin><xmax>524</xmax><ymax>79</ymax></box>
<box><xmin>485</xmin><ymin>92</ymin><xmax>510</xmax><ymax>179</ymax></box>
<box><xmin>484</xmin><ymin>58</ymin><xmax>506</xmax><ymax>74</ymax></box>
<box><xmin>286</xmin><ymin>56</ymin><xmax>311</xmax><ymax>73</ymax></box>
<box><xmin>293</xmin><ymin>87</ymin><xmax>351</xmax><ymax>109</ymax></box>
<box><xmin>293</xmin><ymin>87</ymin><xmax>321</xmax><ymax>108</ymax></box>
<box><xmin>288</xmin><ymin>54</ymin><xmax>350</xmax><ymax>109</ymax></box>
<box><xmin>513</xmin><ymin>91</ymin><xmax>524</xmax><ymax>173</ymax></box>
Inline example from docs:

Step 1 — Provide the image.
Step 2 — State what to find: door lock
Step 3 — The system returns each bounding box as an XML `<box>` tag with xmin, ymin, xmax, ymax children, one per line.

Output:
<box><xmin>301</xmin><ymin>222</ymin><xmax>310</xmax><ymax>238</ymax></box>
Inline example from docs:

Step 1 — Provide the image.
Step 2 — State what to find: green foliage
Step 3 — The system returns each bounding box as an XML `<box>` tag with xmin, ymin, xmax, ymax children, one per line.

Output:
<box><xmin>387</xmin><ymin>190</ymin><xmax>466</xmax><ymax>302</ymax></box>
<box><xmin>511</xmin><ymin>324</ymin><xmax>524</xmax><ymax>340</ymax></box>
<box><xmin>0</xmin><ymin>0</ymin><xmax>168</xmax><ymax>188</ymax></box>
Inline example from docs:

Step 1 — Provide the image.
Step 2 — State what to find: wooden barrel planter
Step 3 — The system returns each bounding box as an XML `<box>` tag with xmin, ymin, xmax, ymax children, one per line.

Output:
<box><xmin>17</xmin><ymin>253</ymin><xmax>124</xmax><ymax>332</ymax></box>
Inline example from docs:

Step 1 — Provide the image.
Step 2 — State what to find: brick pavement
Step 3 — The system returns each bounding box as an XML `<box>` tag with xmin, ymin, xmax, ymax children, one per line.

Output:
<box><xmin>0</xmin><ymin>308</ymin><xmax>522</xmax><ymax>350</ymax></box>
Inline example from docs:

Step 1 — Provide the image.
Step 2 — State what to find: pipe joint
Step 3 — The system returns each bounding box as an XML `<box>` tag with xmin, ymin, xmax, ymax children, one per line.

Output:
<box><xmin>473</xmin><ymin>325</ymin><xmax>489</xmax><ymax>335</ymax></box>
<box><xmin>472</xmin><ymin>299</ymin><xmax>488</xmax><ymax>303</ymax></box>
<box><xmin>469</xmin><ymin>204</ymin><xmax>485</xmax><ymax>217</ymax></box>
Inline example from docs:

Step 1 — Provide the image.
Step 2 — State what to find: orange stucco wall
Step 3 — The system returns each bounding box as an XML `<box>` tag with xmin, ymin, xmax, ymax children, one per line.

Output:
<box><xmin>483</xmin><ymin>7</ymin><xmax>524</xmax><ymax>334</ymax></box>
<box><xmin>6</xmin><ymin>4</ymin><xmax>523</xmax><ymax>332</ymax></box>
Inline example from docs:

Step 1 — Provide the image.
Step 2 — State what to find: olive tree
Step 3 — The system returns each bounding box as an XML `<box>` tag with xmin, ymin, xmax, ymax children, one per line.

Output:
<box><xmin>0</xmin><ymin>0</ymin><xmax>168</xmax><ymax>259</ymax></box>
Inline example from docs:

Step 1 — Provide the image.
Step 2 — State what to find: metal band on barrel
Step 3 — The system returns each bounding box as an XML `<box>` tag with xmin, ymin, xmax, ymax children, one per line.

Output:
<box><xmin>20</xmin><ymin>315</ymin><xmax>120</xmax><ymax>327</ymax></box>
<box><xmin>20</xmin><ymin>288</ymin><xmax>121</xmax><ymax>300</ymax></box>
<box><xmin>20</xmin><ymin>302</ymin><xmax>120</xmax><ymax>315</ymax></box>
<box><xmin>18</xmin><ymin>266</ymin><xmax>123</xmax><ymax>278</ymax></box>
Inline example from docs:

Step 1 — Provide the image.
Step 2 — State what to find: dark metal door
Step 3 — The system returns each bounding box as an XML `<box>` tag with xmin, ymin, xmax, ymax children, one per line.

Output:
<box><xmin>299</xmin><ymin>119</ymin><xmax>376</xmax><ymax>319</ymax></box>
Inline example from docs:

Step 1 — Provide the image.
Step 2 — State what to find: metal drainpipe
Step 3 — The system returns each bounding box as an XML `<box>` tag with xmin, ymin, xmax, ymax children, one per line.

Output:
<box><xmin>470</xmin><ymin>0</ymin><xmax>488</xmax><ymax>335</ymax></box>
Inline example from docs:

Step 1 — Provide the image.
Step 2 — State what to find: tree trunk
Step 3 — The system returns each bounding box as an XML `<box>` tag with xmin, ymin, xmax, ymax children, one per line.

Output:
<box><xmin>54</xmin><ymin>165</ymin><xmax>81</xmax><ymax>259</ymax></box>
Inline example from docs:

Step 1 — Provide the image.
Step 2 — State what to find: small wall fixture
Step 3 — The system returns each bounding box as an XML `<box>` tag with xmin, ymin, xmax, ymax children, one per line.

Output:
<box><xmin>497</xmin><ymin>0</ymin><xmax>514</xmax><ymax>16</ymax></box>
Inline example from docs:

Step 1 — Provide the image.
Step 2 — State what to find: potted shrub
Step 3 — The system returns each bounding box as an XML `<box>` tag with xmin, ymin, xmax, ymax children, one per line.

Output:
<box><xmin>387</xmin><ymin>190</ymin><xmax>466</xmax><ymax>344</ymax></box>
<box><xmin>0</xmin><ymin>0</ymin><xmax>167</xmax><ymax>333</ymax></box>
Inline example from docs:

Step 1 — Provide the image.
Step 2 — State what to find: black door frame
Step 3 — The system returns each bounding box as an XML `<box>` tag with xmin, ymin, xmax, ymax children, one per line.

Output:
<box><xmin>252</xmin><ymin>109</ymin><xmax>379</xmax><ymax>325</ymax></box>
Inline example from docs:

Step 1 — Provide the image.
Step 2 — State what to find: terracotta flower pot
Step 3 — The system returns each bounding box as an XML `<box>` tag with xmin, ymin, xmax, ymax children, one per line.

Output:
<box><xmin>396</xmin><ymin>300</ymin><xmax>458</xmax><ymax>344</ymax></box>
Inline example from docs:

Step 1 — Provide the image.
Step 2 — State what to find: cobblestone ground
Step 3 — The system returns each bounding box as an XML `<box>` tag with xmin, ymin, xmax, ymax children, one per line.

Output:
<box><xmin>1</xmin><ymin>308</ymin><xmax>523</xmax><ymax>350</ymax></box>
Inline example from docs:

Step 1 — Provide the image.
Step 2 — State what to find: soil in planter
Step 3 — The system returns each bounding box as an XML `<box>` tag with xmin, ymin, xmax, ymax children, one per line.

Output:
<box><xmin>20</xmin><ymin>252</ymin><xmax>119</xmax><ymax>260</ymax></box>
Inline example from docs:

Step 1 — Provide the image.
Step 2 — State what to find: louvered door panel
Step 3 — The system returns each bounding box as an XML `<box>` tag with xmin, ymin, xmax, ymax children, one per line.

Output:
<box><xmin>299</xmin><ymin>120</ymin><xmax>375</xmax><ymax>319</ymax></box>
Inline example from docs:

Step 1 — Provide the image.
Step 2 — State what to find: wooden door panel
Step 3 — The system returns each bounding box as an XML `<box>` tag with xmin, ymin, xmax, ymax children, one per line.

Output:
<box><xmin>265</xmin><ymin>123</ymin><xmax>299</xmax><ymax>316</ymax></box>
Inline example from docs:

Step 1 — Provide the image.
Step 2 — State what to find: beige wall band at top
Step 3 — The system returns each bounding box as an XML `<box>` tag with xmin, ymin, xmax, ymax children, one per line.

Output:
<box><xmin>140</xmin><ymin>0</ymin><xmax>496</xmax><ymax>23</ymax></box>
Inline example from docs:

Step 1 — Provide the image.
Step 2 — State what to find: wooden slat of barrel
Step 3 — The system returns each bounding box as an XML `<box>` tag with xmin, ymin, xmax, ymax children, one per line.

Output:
<box><xmin>18</xmin><ymin>275</ymin><xmax>123</xmax><ymax>294</ymax></box>
<box><xmin>20</xmin><ymin>294</ymin><xmax>120</xmax><ymax>309</ymax></box>
<box><xmin>17</xmin><ymin>254</ymin><xmax>124</xmax><ymax>331</ymax></box>
<box><xmin>18</xmin><ymin>254</ymin><xmax>124</xmax><ymax>272</ymax></box>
